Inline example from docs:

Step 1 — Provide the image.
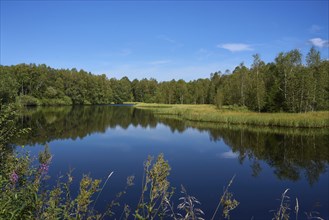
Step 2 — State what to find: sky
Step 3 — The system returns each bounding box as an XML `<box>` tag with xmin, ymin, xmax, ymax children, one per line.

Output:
<box><xmin>1</xmin><ymin>1</ymin><xmax>328</xmax><ymax>81</ymax></box>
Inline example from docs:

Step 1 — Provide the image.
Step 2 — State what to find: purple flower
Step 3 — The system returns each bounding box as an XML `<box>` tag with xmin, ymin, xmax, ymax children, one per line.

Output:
<box><xmin>10</xmin><ymin>171</ymin><xmax>19</xmax><ymax>184</ymax></box>
<box><xmin>39</xmin><ymin>163</ymin><xmax>49</xmax><ymax>173</ymax></box>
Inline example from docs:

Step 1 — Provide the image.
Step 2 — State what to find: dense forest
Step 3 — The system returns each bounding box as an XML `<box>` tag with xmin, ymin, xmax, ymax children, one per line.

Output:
<box><xmin>1</xmin><ymin>47</ymin><xmax>328</xmax><ymax>113</ymax></box>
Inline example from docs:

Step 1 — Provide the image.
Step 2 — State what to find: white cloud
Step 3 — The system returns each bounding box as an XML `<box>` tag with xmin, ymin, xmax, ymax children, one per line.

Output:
<box><xmin>309</xmin><ymin>38</ymin><xmax>329</xmax><ymax>48</ymax></box>
<box><xmin>217</xmin><ymin>43</ymin><xmax>254</xmax><ymax>52</ymax></box>
<box><xmin>309</xmin><ymin>25</ymin><xmax>322</xmax><ymax>34</ymax></box>
<box><xmin>98</xmin><ymin>49</ymin><xmax>132</xmax><ymax>57</ymax></box>
<box><xmin>157</xmin><ymin>35</ymin><xmax>184</xmax><ymax>49</ymax></box>
<box><xmin>157</xmin><ymin>35</ymin><xmax>176</xmax><ymax>44</ymax></box>
<box><xmin>148</xmin><ymin>60</ymin><xmax>171</xmax><ymax>65</ymax></box>
<box><xmin>196</xmin><ymin>48</ymin><xmax>214</xmax><ymax>60</ymax></box>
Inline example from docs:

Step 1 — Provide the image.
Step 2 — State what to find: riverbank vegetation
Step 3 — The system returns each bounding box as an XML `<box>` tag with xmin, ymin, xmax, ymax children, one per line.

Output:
<box><xmin>1</xmin><ymin>48</ymin><xmax>328</xmax><ymax>113</ymax></box>
<box><xmin>0</xmin><ymin>143</ymin><xmax>323</xmax><ymax>220</ymax></box>
<box><xmin>135</xmin><ymin>103</ymin><xmax>329</xmax><ymax>128</ymax></box>
<box><xmin>2</xmin><ymin>146</ymin><xmax>325</xmax><ymax>219</ymax></box>
<box><xmin>0</xmin><ymin>144</ymin><xmax>238</xmax><ymax>219</ymax></box>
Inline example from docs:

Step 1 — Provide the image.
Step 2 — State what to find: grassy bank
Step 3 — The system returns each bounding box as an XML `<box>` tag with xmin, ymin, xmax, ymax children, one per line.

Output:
<box><xmin>134</xmin><ymin>103</ymin><xmax>329</xmax><ymax>128</ymax></box>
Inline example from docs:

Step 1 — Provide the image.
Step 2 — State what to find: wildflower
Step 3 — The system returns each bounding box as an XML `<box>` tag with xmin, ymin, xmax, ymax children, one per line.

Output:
<box><xmin>10</xmin><ymin>171</ymin><xmax>19</xmax><ymax>184</ymax></box>
<box><xmin>39</xmin><ymin>163</ymin><xmax>49</xmax><ymax>173</ymax></box>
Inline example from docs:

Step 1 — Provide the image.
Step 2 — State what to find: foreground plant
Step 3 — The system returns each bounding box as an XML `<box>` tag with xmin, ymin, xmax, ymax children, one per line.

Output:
<box><xmin>211</xmin><ymin>175</ymin><xmax>239</xmax><ymax>220</ymax></box>
<box><xmin>272</xmin><ymin>189</ymin><xmax>324</xmax><ymax>220</ymax></box>
<box><xmin>135</xmin><ymin>154</ymin><xmax>174</xmax><ymax>219</ymax></box>
<box><xmin>0</xmin><ymin>146</ymin><xmax>54</xmax><ymax>219</ymax></box>
<box><xmin>176</xmin><ymin>185</ymin><xmax>205</xmax><ymax>220</ymax></box>
<box><xmin>0</xmin><ymin>145</ymin><xmax>135</xmax><ymax>220</ymax></box>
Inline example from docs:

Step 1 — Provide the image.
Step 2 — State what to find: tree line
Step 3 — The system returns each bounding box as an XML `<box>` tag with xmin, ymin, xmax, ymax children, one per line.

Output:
<box><xmin>1</xmin><ymin>47</ymin><xmax>328</xmax><ymax>112</ymax></box>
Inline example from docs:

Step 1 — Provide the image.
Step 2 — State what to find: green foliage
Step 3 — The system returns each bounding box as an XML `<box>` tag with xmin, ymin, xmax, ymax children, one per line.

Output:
<box><xmin>132</xmin><ymin>78</ymin><xmax>158</xmax><ymax>103</ymax></box>
<box><xmin>16</xmin><ymin>95</ymin><xmax>40</xmax><ymax>106</ymax></box>
<box><xmin>0</xmin><ymin>70</ymin><xmax>19</xmax><ymax>105</ymax></box>
<box><xmin>136</xmin><ymin>103</ymin><xmax>329</xmax><ymax>128</ymax></box>
<box><xmin>44</xmin><ymin>86</ymin><xmax>59</xmax><ymax>99</ymax></box>
<box><xmin>135</xmin><ymin>154</ymin><xmax>173</xmax><ymax>219</ymax></box>
<box><xmin>177</xmin><ymin>185</ymin><xmax>205</xmax><ymax>220</ymax></box>
<box><xmin>211</xmin><ymin>175</ymin><xmax>239</xmax><ymax>220</ymax></box>
<box><xmin>0</xmin><ymin>64</ymin><xmax>113</xmax><ymax>106</ymax></box>
<box><xmin>40</xmin><ymin>96</ymin><xmax>73</xmax><ymax>106</ymax></box>
<box><xmin>0</xmin><ymin>145</ymin><xmax>109</xmax><ymax>220</ymax></box>
<box><xmin>0</xmin><ymin>104</ymin><xmax>30</xmax><ymax>146</ymax></box>
<box><xmin>111</xmin><ymin>77</ymin><xmax>133</xmax><ymax>104</ymax></box>
<box><xmin>0</xmin><ymin>146</ymin><xmax>49</xmax><ymax>219</ymax></box>
<box><xmin>1</xmin><ymin>47</ymin><xmax>328</xmax><ymax>112</ymax></box>
<box><xmin>214</xmin><ymin>89</ymin><xmax>224</xmax><ymax>109</ymax></box>
<box><xmin>0</xmin><ymin>106</ymin><xmax>128</xmax><ymax>220</ymax></box>
<box><xmin>221</xmin><ymin>192</ymin><xmax>239</xmax><ymax>219</ymax></box>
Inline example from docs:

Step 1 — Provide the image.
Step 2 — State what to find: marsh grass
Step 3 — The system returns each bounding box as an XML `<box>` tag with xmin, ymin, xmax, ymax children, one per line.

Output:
<box><xmin>93</xmin><ymin>171</ymin><xmax>114</xmax><ymax>209</ymax></box>
<box><xmin>271</xmin><ymin>189</ymin><xmax>325</xmax><ymax>220</ymax></box>
<box><xmin>155</xmin><ymin>114</ymin><xmax>329</xmax><ymax>136</ymax></box>
<box><xmin>211</xmin><ymin>175</ymin><xmax>239</xmax><ymax>220</ymax></box>
<box><xmin>176</xmin><ymin>185</ymin><xmax>205</xmax><ymax>220</ymax></box>
<box><xmin>135</xmin><ymin>103</ymin><xmax>329</xmax><ymax>128</ymax></box>
<box><xmin>272</xmin><ymin>189</ymin><xmax>291</xmax><ymax>220</ymax></box>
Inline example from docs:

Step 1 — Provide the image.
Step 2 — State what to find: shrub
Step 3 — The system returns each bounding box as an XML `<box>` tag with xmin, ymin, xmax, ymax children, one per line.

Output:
<box><xmin>40</xmin><ymin>96</ymin><xmax>73</xmax><ymax>106</ymax></box>
<box><xmin>16</xmin><ymin>95</ymin><xmax>40</xmax><ymax>106</ymax></box>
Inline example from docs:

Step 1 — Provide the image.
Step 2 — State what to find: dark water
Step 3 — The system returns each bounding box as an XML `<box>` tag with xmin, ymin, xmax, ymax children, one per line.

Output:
<box><xmin>14</xmin><ymin>105</ymin><xmax>329</xmax><ymax>219</ymax></box>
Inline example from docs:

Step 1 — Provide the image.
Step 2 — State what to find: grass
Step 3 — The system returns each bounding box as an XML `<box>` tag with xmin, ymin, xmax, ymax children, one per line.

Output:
<box><xmin>134</xmin><ymin>103</ymin><xmax>329</xmax><ymax>128</ymax></box>
<box><xmin>155</xmin><ymin>115</ymin><xmax>329</xmax><ymax>136</ymax></box>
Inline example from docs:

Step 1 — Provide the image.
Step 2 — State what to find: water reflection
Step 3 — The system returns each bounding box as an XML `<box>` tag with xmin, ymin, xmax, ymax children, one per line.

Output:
<box><xmin>14</xmin><ymin>106</ymin><xmax>329</xmax><ymax>185</ymax></box>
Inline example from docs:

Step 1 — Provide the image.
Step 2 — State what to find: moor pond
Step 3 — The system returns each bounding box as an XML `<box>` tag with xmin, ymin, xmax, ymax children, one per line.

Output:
<box><xmin>12</xmin><ymin>105</ymin><xmax>329</xmax><ymax>219</ymax></box>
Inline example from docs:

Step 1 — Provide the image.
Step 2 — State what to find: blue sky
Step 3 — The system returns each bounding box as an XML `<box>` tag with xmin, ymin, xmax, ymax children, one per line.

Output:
<box><xmin>1</xmin><ymin>1</ymin><xmax>328</xmax><ymax>81</ymax></box>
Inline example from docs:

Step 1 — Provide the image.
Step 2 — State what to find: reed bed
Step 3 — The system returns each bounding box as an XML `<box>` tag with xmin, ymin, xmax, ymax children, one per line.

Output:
<box><xmin>135</xmin><ymin>103</ymin><xmax>329</xmax><ymax>128</ymax></box>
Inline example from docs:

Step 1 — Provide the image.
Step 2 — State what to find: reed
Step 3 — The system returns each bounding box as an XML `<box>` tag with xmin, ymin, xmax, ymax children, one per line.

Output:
<box><xmin>93</xmin><ymin>171</ymin><xmax>114</xmax><ymax>209</ymax></box>
<box><xmin>135</xmin><ymin>103</ymin><xmax>329</xmax><ymax>128</ymax></box>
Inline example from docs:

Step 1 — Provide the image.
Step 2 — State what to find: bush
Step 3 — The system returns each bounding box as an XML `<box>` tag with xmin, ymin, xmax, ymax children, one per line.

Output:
<box><xmin>16</xmin><ymin>95</ymin><xmax>40</xmax><ymax>106</ymax></box>
<box><xmin>40</xmin><ymin>96</ymin><xmax>73</xmax><ymax>106</ymax></box>
<box><xmin>44</xmin><ymin>86</ymin><xmax>58</xmax><ymax>99</ymax></box>
<box><xmin>0</xmin><ymin>146</ymin><xmax>108</xmax><ymax>220</ymax></box>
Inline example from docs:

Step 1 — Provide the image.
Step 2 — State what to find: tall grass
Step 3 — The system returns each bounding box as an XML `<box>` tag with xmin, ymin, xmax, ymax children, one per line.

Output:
<box><xmin>135</xmin><ymin>103</ymin><xmax>329</xmax><ymax>128</ymax></box>
<box><xmin>155</xmin><ymin>114</ymin><xmax>329</xmax><ymax>136</ymax></box>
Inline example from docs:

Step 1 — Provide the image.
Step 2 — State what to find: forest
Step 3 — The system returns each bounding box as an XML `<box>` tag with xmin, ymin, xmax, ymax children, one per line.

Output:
<box><xmin>1</xmin><ymin>47</ymin><xmax>328</xmax><ymax>113</ymax></box>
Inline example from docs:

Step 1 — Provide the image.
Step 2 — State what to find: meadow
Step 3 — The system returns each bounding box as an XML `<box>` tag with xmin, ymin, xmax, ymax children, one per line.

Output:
<box><xmin>134</xmin><ymin>103</ymin><xmax>329</xmax><ymax>128</ymax></box>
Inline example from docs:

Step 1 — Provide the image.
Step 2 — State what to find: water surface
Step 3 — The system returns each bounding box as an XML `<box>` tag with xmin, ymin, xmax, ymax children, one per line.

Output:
<box><xmin>14</xmin><ymin>105</ymin><xmax>329</xmax><ymax>219</ymax></box>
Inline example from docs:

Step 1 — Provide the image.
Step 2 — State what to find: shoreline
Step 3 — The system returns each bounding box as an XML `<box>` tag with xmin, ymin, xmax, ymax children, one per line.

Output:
<box><xmin>134</xmin><ymin>103</ymin><xmax>329</xmax><ymax>128</ymax></box>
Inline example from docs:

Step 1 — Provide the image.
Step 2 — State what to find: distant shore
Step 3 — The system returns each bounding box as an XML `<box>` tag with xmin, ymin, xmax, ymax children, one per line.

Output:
<box><xmin>134</xmin><ymin>103</ymin><xmax>329</xmax><ymax>128</ymax></box>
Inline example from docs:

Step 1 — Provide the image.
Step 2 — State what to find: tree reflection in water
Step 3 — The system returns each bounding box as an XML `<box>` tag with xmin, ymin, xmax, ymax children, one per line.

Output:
<box><xmin>14</xmin><ymin>105</ymin><xmax>329</xmax><ymax>185</ymax></box>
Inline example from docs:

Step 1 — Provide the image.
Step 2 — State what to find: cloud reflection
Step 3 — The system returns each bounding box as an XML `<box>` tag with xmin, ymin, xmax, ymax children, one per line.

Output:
<box><xmin>218</xmin><ymin>151</ymin><xmax>238</xmax><ymax>159</ymax></box>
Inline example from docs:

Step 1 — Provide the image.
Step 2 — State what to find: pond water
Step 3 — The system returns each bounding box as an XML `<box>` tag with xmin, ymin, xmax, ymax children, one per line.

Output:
<box><xmin>14</xmin><ymin>105</ymin><xmax>329</xmax><ymax>219</ymax></box>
